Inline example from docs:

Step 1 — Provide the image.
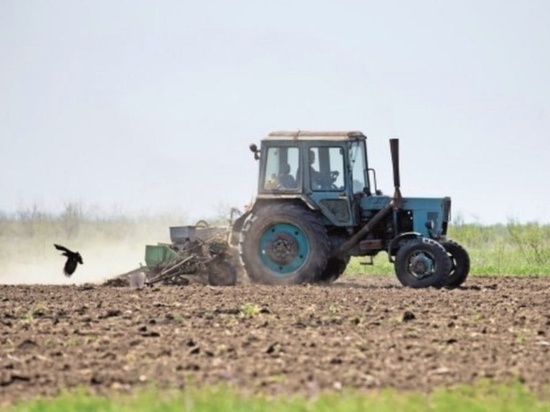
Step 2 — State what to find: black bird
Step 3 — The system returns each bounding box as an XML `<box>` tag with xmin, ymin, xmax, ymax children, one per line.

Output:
<box><xmin>54</xmin><ymin>244</ymin><xmax>83</xmax><ymax>276</ymax></box>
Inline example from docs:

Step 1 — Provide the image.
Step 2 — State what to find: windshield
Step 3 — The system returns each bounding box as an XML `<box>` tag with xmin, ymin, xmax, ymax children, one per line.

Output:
<box><xmin>349</xmin><ymin>141</ymin><xmax>368</xmax><ymax>193</ymax></box>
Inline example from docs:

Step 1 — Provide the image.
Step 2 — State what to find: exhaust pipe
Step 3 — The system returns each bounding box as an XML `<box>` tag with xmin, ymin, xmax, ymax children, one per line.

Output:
<box><xmin>390</xmin><ymin>138</ymin><xmax>402</xmax><ymax>209</ymax></box>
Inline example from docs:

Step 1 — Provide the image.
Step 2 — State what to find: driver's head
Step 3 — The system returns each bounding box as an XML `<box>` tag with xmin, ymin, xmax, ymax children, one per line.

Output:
<box><xmin>309</xmin><ymin>150</ymin><xmax>316</xmax><ymax>165</ymax></box>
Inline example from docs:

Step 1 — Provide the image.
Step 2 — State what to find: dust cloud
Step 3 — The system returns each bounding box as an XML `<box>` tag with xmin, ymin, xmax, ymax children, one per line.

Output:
<box><xmin>0</xmin><ymin>214</ymin><xmax>176</xmax><ymax>285</ymax></box>
<box><xmin>0</xmin><ymin>241</ymin><xmax>150</xmax><ymax>285</ymax></box>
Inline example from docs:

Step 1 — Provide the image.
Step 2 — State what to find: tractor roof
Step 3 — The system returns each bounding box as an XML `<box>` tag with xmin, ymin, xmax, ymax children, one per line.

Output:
<box><xmin>265</xmin><ymin>131</ymin><xmax>366</xmax><ymax>141</ymax></box>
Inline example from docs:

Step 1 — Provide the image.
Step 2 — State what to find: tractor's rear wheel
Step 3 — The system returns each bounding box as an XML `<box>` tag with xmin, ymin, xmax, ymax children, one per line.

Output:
<box><xmin>440</xmin><ymin>240</ymin><xmax>470</xmax><ymax>288</ymax></box>
<box><xmin>239</xmin><ymin>204</ymin><xmax>330</xmax><ymax>285</ymax></box>
<box><xmin>394</xmin><ymin>238</ymin><xmax>451</xmax><ymax>288</ymax></box>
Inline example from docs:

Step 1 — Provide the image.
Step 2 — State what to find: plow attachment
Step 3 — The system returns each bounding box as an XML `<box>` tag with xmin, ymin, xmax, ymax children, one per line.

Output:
<box><xmin>108</xmin><ymin>222</ymin><xmax>241</xmax><ymax>288</ymax></box>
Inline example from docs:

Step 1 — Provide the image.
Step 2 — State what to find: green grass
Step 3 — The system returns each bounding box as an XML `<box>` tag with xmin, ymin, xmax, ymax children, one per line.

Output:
<box><xmin>6</xmin><ymin>382</ymin><xmax>549</xmax><ymax>412</ymax></box>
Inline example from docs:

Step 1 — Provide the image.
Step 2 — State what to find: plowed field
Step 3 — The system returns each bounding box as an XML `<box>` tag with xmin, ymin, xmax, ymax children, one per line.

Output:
<box><xmin>1</xmin><ymin>275</ymin><xmax>549</xmax><ymax>406</ymax></box>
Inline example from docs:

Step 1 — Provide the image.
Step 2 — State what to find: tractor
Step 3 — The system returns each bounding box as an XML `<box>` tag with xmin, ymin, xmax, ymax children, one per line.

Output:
<box><xmin>230</xmin><ymin>131</ymin><xmax>470</xmax><ymax>288</ymax></box>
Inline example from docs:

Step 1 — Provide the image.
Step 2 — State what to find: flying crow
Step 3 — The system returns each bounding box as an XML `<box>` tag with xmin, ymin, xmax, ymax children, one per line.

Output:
<box><xmin>54</xmin><ymin>244</ymin><xmax>83</xmax><ymax>276</ymax></box>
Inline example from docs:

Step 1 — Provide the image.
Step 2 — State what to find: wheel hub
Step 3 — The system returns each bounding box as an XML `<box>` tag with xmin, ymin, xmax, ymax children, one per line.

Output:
<box><xmin>266</xmin><ymin>233</ymin><xmax>298</xmax><ymax>265</ymax></box>
<box><xmin>409</xmin><ymin>253</ymin><xmax>434</xmax><ymax>279</ymax></box>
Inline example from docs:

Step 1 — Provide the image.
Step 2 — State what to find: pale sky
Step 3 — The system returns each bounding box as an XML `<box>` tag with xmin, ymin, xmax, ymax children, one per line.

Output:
<box><xmin>1</xmin><ymin>0</ymin><xmax>549</xmax><ymax>224</ymax></box>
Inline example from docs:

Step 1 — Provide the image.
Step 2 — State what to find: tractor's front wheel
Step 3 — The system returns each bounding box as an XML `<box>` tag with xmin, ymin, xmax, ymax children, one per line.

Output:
<box><xmin>394</xmin><ymin>238</ymin><xmax>451</xmax><ymax>288</ymax></box>
<box><xmin>239</xmin><ymin>203</ymin><xmax>330</xmax><ymax>285</ymax></box>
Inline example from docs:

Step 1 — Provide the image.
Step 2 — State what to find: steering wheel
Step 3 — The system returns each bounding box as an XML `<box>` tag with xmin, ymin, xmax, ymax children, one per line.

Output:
<box><xmin>316</xmin><ymin>171</ymin><xmax>340</xmax><ymax>190</ymax></box>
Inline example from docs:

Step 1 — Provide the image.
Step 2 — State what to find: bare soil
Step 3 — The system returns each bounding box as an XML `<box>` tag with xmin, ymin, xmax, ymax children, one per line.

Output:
<box><xmin>1</xmin><ymin>275</ymin><xmax>549</xmax><ymax>406</ymax></box>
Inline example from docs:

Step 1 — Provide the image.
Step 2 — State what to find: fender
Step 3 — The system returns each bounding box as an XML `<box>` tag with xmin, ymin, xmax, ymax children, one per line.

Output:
<box><xmin>387</xmin><ymin>232</ymin><xmax>422</xmax><ymax>263</ymax></box>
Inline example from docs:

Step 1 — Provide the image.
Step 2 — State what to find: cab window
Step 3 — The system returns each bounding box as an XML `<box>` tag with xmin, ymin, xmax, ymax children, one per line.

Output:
<box><xmin>262</xmin><ymin>147</ymin><xmax>300</xmax><ymax>191</ymax></box>
<box><xmin>308</xmin><ymin>146</ymin><xmax>345</xmax><ymax>191</ymax></box>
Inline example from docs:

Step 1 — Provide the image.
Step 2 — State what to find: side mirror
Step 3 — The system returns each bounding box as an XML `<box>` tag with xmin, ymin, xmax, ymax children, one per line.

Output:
<box><xmin>249</xmin><ymin>143</ymin><xmax>260</xmax><ymax>160</ymax></box>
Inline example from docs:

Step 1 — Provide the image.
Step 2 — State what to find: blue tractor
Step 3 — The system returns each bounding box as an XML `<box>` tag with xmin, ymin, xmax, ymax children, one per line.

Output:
<box><xmin>230</xmin><ymin>131</ymin><xmax>470</xmax><ymax>288</ymax></box>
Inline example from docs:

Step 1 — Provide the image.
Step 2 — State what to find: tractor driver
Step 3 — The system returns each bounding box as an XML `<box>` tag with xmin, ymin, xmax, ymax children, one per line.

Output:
<box><xmin>278</xmin><ymin>163</ymin><xmax>297</xmax><ymax>189</ymax></box>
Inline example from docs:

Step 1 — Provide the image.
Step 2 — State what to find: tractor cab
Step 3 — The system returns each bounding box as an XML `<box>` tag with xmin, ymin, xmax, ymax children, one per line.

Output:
<box><xmin>252</xmin><ymin>131</ymin><xmax>372</xmax><ymax>226</ymax></box>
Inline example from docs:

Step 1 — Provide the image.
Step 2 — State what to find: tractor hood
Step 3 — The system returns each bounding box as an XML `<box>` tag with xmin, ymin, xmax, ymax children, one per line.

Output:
<box><xmin>360</xmin><ymin>195</ymin><xmax>451</xmax><ymax>238</ymax></box>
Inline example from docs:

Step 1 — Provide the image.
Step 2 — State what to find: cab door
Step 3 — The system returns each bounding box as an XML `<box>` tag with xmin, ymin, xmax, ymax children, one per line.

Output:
<box><xmin>306</xmin><ymin>145</ymin><xmax>354</xmax><ymax>226</ymax></box>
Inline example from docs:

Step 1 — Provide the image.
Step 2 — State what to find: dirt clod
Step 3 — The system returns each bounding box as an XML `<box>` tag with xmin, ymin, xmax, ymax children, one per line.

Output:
<box><xmin>402</xmin><ymin>310</ymin><xmax>415</xmax><ymax>322</ymax></box>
